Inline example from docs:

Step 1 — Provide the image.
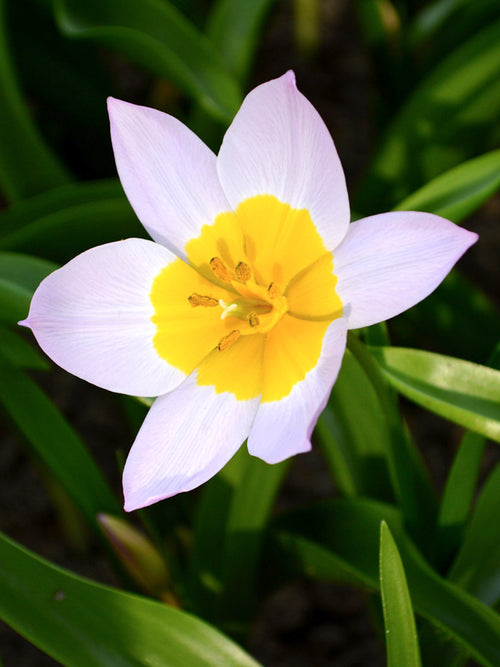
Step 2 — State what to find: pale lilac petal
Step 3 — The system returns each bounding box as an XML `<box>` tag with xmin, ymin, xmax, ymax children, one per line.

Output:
<box><xmin>108</xmin><ymin>98</ymin><xmax>231</xmax><ymax>259</ymax></box>
<box><xmin>123</xmin><ymin>377</ymin><xmax>260</xmax><ymax>511</ymax></box>
<box><xmin>334</xmin><ymin>212</ymin><xmax>478</xmax><ymax>330</ymax></box>
<box><xmin>217</xmin><ymin>71</ymin><xmax>350</xmax><ymax>250</ymax></box>
<box><xmin>21</xmin><ymin>239</ymin><xmax>185</xmax><ymax>396</ymax></box>
<box><xmin>248</xmin><ymin>318</ymin><xmax>348</xmax><ymax>464</ymax></box>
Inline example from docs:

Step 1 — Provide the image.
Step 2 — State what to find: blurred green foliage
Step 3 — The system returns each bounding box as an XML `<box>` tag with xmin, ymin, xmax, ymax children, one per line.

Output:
<box><xmin>0</xmin><ymin>1</ymin><xmax>499</xmax><ymax>665</ymax></box>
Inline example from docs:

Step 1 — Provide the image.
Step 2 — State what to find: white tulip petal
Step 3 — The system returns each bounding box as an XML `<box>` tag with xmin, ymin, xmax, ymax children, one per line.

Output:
<box><xmin>108</xmin><ymin>98</ymin><xmax>231</xmax><ymax>259</ymax></box>
<box><xmin>217</xmin><ymin>71</ymin><xmax>350</xmax><ymax>250</ymax></box>
<box><xmin>123</xmin><ymin>378</ymin><xmax>260</xmax><ymax>511</ymax></box>
<box><xmin>248</xmin><ymin>317</ymin><xmax>348</xmax><ymax>464</ymax></box>
<box><xmin>334</xmin><ymin>212</ymin><xmax>478</xmax><ymax>330</ymax></box>
<box><xmin>21</xmin><ymin>239</ymin><xmax>184</xmax><ymax>396</ymax></box>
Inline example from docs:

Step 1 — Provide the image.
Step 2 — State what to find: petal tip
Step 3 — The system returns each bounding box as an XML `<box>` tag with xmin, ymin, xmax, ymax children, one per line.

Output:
<box><xmin>106</xmin><ymin>96</ymin><xmax>119</xmax><ymax>112</ymax></box>
<box><xmin>123</xmin><ymin>488</ymin><xmax>148</xmax><ymax>513</ymax></box>
<box><xmin>17</xmin><ymin>318</ymin><xmax>30</xmax><ymax>329</ymax></box>
<box><xmin>466</xmin><ymin>229</ymin><xmax>479</xmax><ymax>247</ymax></box>
<box><xmin>282</xmin><ymin>70</ymin><xmax>297</xmax><ymax>88</ymax></box>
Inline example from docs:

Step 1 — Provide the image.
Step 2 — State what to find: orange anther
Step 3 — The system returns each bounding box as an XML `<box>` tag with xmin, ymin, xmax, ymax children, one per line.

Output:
<box><xmin>217</xmin><ymin>329</ymin><xmax>240</xmax><ymax>351</ymax></box>
<box><xmin>210</xmin><ymin>257</ymin><xmax>233</xmax><ymax>282</ymax></box>
<box><xmin>267</xmin><ymin>282</ymin><xmax>280</xmax><ymax>299</ymax></box>
<box><xmin>235</xmin><ymin>261</ymin><xmax>251</xmax><ymax>283</ymax></box>
<box><xmin>188</xmin><ymin>293</ymin><xmax>219</xmax><ymax>307</ymax></box>
<box><xmin>248</xmin><ymin>313</ymin><xmax>260</xmax><ymax>327</ymax></box>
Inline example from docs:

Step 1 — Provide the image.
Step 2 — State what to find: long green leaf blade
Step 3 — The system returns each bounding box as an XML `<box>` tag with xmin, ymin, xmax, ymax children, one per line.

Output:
<box><xmin>205</xmin><ymin>0</ymin><xmax>276</xmax><ymax>82</ymax></box>
<box><xmin>217</xmin><ymin>452</ymin><xmax>289</xmax><ymax>625</ymax></box>
<box><xmin>355</xmin><ymin>19</ymin><xmax>500</xmax><ymax>213</ymax></box>
<box><xmin>268</xmin><ymin>498</ymin><xmax>500</xmax><ymax>666</ymax></box>
<box><xmin>370</xmin><ymin>346</ymin><xmax>500</xmax><ymax>443</ymax></box>
<box><xmin>0</xmin><ymin>325</ymin><xmax>48</xmax><ymax>370</ymax></box>
<box><xmin>0</xmin><ymin>181</ymin><xmax>144</xmax><ymax>263</ymax></box>
<box><xmin>436</xmin><ymin>344</ymin><xmax>500</xmax><ymax>567</ymax></box>
<box><xmin>0</xmin><ymin>252</ymin><xmax>57</xmax><ymax>324</ymax></box>
<box><xmin>347</xmin><ymin>336</ymin><xmax>437</xmax><ymax>545</ymax></box>
<box><xmin>317</xmin><ymin>349</ymin><xmax>394</xmax><ymax>499</ymax></box>
<box><xmin>0</xmin><ymin>351</ymin><xmax>120</xmax><ymax>527</ymax></box>
<box><xmin>392</xmin><ymin>271</ymin><xmax>500</xmax><ymax>364</ymax></box>
<box><xmin>0</xmin><ymin>0</ymin><xmax>72</xmax><ymax>201</ymax></box>
<box><xmin>0</xmin><ymin>531</ymin><xmax>261</xmax><ymax>667</ymax></box>
<box><xmin>379</xmin><ymin>521</ymin><xmax>422</xmax><ymax>667</ymax></box>
<box><xmin>189</xmin><ymin>447</ymin><xmax>288</xmax><ymax>628</ymax></box>
<box><xmin>53</xmin><ymin>0</ymin><xmax>242</xmax><ymax>121</ymax></box>
<box><xmin>449</xmin><ymin>463</ymin><xmax>500</xmax><ymax>605</ymax></box>
<box><xmin>395</xmin><ymin>149</ymin><xmax>500</xmax><ymax>223</ymax></box>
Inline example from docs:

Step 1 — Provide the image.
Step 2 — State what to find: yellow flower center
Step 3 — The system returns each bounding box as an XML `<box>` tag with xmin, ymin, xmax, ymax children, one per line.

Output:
<box><xmin>190</xmin><ymin>256</ymin><xmax>288</xmax><ymax>345</ymax></box>
<box><xmin>150</xmin><ymin>195</ymin><xmax>343</xmax><ymax>402</ymax></box>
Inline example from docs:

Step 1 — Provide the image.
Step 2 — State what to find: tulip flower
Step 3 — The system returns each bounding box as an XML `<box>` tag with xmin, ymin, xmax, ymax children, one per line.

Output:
<box><xmin>21</xmin><ymin>72</ymin><xmax>477</xmax><ymax>511</ymax></box>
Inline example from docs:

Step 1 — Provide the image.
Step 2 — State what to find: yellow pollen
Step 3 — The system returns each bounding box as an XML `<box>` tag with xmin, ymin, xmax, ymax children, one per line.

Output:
<box><xmin>210</xmin><ymin>257</ymin><xmax>233</xmax><ymax>282</ymax></box>
<box><xmin>235</xmin><ymin>261</ymin><xmax>251</xmax><ymax>283</ymax></box>
<box><xmin>188</xmin><ymin>293</ymin><xmax>219</xmax><ymax>307</ymax></box>
<box><xmin>267</xmin><ymin>282</ymin><xmax>281</xmax><ymax>299</ymax></box>
<box><xmin>218</xmin><ymin>329</ymin><xmax>240</xmax><ymax>351</ymax></box>
<box><xmin>248</xmin><ymin>313</ymin><xmax>260</xmax><ymax>327</ymax></box>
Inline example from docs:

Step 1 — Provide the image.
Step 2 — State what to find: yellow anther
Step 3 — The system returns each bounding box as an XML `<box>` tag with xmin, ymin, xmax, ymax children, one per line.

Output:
<box><xmin>210</xmin><ymin>257</ymin><xmax>233</xmax><ymax>283</ymax></box>
<box><xmin>188</xmin><ymin>293</ymin><xmax>219</xmax><ymax>307</ymax></box>
<box><xmin>217</xmin><ymin>329</ymin><xmax>240</xmax><ymax>351</ymax></box>
<box><xmin>267</xmin><ymin>282</ymin><xmax>281</xmax><ymax>299</ymax></box>
<box><xmin>235</xmin><ymin>261</ymin><xmax>251</xmax><ymax>283</ymax></box>
<box><xmin>248</xmin><ymin>313</ymin><xmax>260</xmax><ymax>327</ymax></box>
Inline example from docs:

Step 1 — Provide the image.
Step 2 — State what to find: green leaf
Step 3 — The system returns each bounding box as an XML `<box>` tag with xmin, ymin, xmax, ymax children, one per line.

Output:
<box><xmin>449</xmin><ymin>463</ymin><xmax>500</xmax><ymax>606</ymax></box>
<box><xmin>436</xmin><ymin>343</ymin><xmax>500</xmax><ymax>568</ymax></box>
<box><xmin>188</xmin><ymin>448</ymin><xmax>248</xmax><ymax>617</ymax></box>
<box><xmin>392</xmin><ymin>271</ymin><xmax>500</xmax><ymax>364</ymax></box>
<box><xmin>316</xmin><ymin>349</ymin><xmax>394</xmax><ymax>499</ymax></box>
<box><xmin>0</xmin><ymin>530</ymin><xmax>261</xmax><ymax>667</ymax></box>
<box><xmin>0</xmin><ymin>251</ymin><xmax>57</xmax><ymax>291</ymax></box>
<box><xmin>189</xmin><ymin>447</ymin><xmax>288</xmax><ymax>629</ymax></box>
<box><xmin>0</xmin><ymin>252</ymin><xmax>57</xmax><ymax>324</ymax></box>
<box><xmin>370</xmin><ymin>346</ymin><xmax>500</xmax><ymax>443</ymax></box>
<box><xmin>205</xmin><ymin>0</ymin><xmax>276</xmax><ymax>82</ymax></box>
<box><xmin>347</xmin><ymin>336</ymin><xmax>437</xmax><ymax>546</ymax></box>
<box><xmin>0</xmin><ymin>325</ymin><xmax>48</xmax><ymax>370</ymax></box>
<box><xmin>0</xmin><ymin>180</ymin><xmax>145</xmax><ymax>263</ymax></box>
<box><xmin>355</xmin><ymin>19</ymin><xmax>500</xmax><ymax>214</ymax></box>
<box><xmin>379</xmin><ymin>521</ymin><xmax>422</xmax><ymax>667</ymax></box>
<box><xmin>52</xmin><ymin>0</ymin><xmax>242</xmax><ymax>122</ymax></box>
<box><xmin>267</xmin><ymin>498</ymin><xmax>500</xmax><ymax>667</ymax></box>
<box><xmin>0</xmin><ymin>350</ymin><xmax>120</xmax><ymax>528</ymax></box>
<box><xmin>7</xmin><ymin>0</ymin><xmax>111</xmax><ymax>139</ymax></box>
<box><xmin>410</xmin><ymin>0</ymin><xmax>500</xmax><ymax>70</ymax></box>
<box><xmin>353</xmin><ymin>0</ymin><xmax>410</xmax><ymax>109</ymax></box>
<box><xmin>216</xmin><ymin>452</ymin><xmax>289</xmax><ymax>626</ymax></box>
<box><xmin>189</xmin><ymin>0</ymin><xmax>276</xmax><ymax>151</ymax></box>
<box><xmin>395</xmin><ymin>150</ymin><xmax>500</xmax><ymax>222</ymax></box>
<box><xmin>0</xmin><ymin>0</ymin><xmax>72</xmax><ymax>201</ymax></box>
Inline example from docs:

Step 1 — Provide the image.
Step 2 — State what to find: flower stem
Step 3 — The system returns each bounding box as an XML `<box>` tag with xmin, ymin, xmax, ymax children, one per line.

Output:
<box><xmin>347</xmin><ymin>332</ymin><xmax>437</xmax><ymax>547</ymax></box>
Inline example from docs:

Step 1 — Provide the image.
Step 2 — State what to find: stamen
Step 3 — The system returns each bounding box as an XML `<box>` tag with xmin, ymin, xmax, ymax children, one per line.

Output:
<box><xmin>248</xmin><ymin>313</ymin><xmax>260</xmax><ymax>327</ymax></box>
<box><xmin>218</xmin><ymin>329</ymin><xmax>240</xmax><ymax>351</ymax></box>
<box><xmin>267</xmin><ymin>282</ymin><xmax>281</xmax><ymax>299</ymax></box>
<box><xmin>210</xmin><ymin>257</ymin><xmax>233</xmax><ymax>282</ymax></box>
<box><xmin>235</xmin><ymin>261</ymin><xmax>251</xmax><ymax>283</ymax></box>
<box><xmin>188</xmin><ymin>293</ymin><xmax>219</xmax><ymax>307</ymax></box>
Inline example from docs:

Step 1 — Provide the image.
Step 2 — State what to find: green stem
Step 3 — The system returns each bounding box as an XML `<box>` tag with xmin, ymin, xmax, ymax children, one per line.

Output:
<box><xmin>347</xmin><ymin>332</ymin><xmax>437</xmax><ymax>547</ymax></box>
